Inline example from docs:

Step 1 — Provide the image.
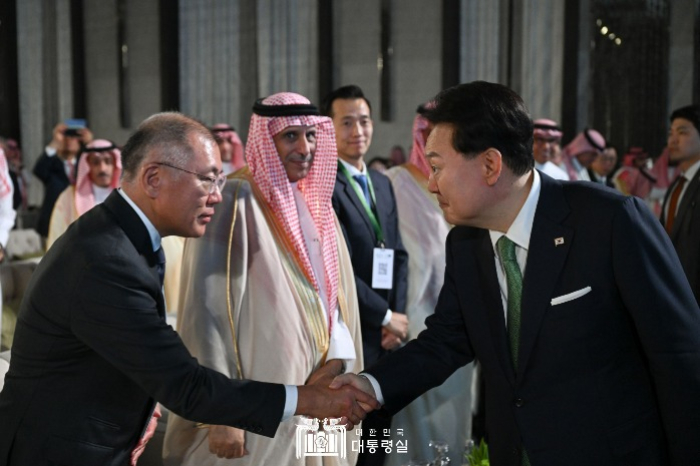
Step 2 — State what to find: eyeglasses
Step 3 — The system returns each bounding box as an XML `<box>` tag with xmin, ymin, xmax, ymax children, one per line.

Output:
<box><xmin>155</xmin><ymin>161</ymin><xmax>227</xmax><ymax>194</ymax></box>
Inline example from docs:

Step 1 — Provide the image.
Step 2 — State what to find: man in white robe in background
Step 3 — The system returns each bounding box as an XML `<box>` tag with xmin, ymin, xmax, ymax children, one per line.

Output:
<box><xmin>211</xmin><ymin>123</ymin><xmax>246</xmax><ymax>175</ymax></box>
<box><xmin>164</xmin><ymin>92</ymin><xmax>363</xmax><ymax>466</ymax></box>
<box><xmin>47</xmin><ymin>139</ymin><xmax>122</xmax><ymax>249</ymax></box>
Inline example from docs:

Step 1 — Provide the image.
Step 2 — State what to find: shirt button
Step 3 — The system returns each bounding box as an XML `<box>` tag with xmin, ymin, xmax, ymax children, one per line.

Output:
<box><xmin>515</xmin><ymin>398</ymin><xmax>524</xmax><ymax>408</ymax></box>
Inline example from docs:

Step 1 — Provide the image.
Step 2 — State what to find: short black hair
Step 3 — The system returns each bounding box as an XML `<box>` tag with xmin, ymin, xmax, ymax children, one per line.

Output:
<box><xmin>321</xmin><ymin>85</ymin><xmax>372</xmax><ymax>117</ymax></box>
<box><xmin>424</xmin><ymin>81</ymin><xmax>534</xmax><ymax>176</ymax></box>
<box><xmin>670</xmin><ymin>105</ymin><xmax>700</xmax><ymax>132</ymax></box>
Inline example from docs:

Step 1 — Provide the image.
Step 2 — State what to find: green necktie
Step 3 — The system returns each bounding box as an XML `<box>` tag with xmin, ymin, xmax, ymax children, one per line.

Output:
<box><xmin>497</xmin><ymin>236</ymin><xmax>531</xmax><ymax>466</ymax></box>
<box><xmin>497</xmin><ymin>236</ymin><xmax>523</xmax><ymax>368</ymax></box>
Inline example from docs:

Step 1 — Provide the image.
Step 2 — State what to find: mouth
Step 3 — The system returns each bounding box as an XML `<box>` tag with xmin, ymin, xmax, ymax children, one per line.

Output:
<box><xmin>199</xmin><ymin>211</ymin><xmax>215</xmax><ymax>223</ymax></box>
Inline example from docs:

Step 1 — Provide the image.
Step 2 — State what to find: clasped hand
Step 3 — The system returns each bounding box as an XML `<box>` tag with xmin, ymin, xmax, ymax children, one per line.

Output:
<box><xmin>297</xmin><ymin>363</ymin><xmax>380</xmax><ymax>430</ymax></box>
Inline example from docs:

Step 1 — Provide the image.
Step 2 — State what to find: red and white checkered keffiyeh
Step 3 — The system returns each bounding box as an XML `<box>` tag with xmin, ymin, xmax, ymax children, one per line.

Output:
<box><xmin>246</xmin><ymin>92</ymin><xmax>340</xmax><ymax>326</ymax></box>
<box><xmin>75</xmin><ymin>139</ymin><xmax>122</xmax><ymax>215</ymax></box>
<box><xmin>211</xmin><ymin>123</ymin><xmax>246</xmax><ymax>172</ymax></box>
<box><xmin>408</xmin><ymin>103</ymin><xmax>435</xmax><ymax>178</ymax></box>
<box><xmin>0</xmin><ymin>148</ymin><xmax>12</xmax><ymax>198</ymax></box>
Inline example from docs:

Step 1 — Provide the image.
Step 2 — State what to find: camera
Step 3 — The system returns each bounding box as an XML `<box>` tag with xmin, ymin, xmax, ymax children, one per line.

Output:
<box><xmin>64</xmin><ymin>118</ymin><xmax>87</xmax><ymax>137</ymax></box>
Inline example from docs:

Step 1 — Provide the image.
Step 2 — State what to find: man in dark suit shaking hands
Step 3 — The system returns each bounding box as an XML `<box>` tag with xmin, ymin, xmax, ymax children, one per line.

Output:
<box><xmin>332</xmin><ymin>82</ymin><xmax>700</xmax><ymax>465</ymax></box>
<box><xmin>0</xmin><ymin>112</ymin><xmax>377</xmax><ymax>466</ymax></box>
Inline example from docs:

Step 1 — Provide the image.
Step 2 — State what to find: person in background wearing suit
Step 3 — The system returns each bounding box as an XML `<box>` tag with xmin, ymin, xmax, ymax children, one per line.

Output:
<box><xmin>332</xmin><ymin>81</ymin><xmax>700</xmax><ymax>466</ymax></box>
<box><xmin>33</xmin><ymin>121</ymin><xmax>93</xmax><ymax>240</ymax></box>
<box><xmin>587</xmin><ymin>145</ymin><xmax>617</xmax><ymax>188</ymax></box>
<box><xmin>662</xmin><ymin>104</ymin><xmax>700</xmax><ymax>304</ymax></box>
<box><xmin>0</xmin><ymin>112</ymin><xmax>377</xmax><ymax>466</ymax></box>
<box><xmin>323</xmin><ymin>85</ymin><xmax>409</xmax><ymax>466</ymax></box>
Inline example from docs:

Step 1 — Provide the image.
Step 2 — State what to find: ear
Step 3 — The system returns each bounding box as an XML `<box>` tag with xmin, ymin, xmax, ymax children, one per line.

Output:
<box><xmin>481</xmin><ymin>148</ymin><xmax>503</xmax><ymax>186</ymax></box>
<box><xmin>141</xmin><ymin>163</ymin><xmax>162</xmax><ymax>199</ymax></box>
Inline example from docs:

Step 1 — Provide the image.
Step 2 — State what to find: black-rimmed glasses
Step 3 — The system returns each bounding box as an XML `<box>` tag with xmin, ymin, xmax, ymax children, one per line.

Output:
<box><xmin>155</xmin><ymin>162</ymin><xmax>227</xmax><ymax>194</ymax></box>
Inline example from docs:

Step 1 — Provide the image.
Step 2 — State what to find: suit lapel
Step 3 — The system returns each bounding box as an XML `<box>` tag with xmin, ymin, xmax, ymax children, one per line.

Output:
<box><xmin>472</xmin><ymin>231</ymin><xmax>515</xmax><ymax>384</ymax></box>
<box><xmin>518</xmin><ymin>176</ymin><xmax>573</xmax><ymax>377</ymax></box>
<box><xmin>103</xmin><ymin>191</ymin><xmax>166</xmax><ymax>318</ymax></box>
<box><xmin>369</xmin><ymin>170</ymin><xmax>389</xmax><ymax>239</ymax></box>
<box><xmin>670</xmin><ymin>169</ymin><xmax>700</xmax><ymax>239</ymax></box>
<box><xmin>337</xmin><ymin>171</ymin><xmax>377</xmax><ymax>242</ymax></box>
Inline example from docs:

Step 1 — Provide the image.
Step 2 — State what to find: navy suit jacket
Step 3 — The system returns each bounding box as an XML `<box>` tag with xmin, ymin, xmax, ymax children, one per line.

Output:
<box><xmin>662</xmin><ymin>168</ymin><xmax>700</xmax><ymax>304</ymax></box>
<box><xmin>33</xmin><ymin>151</ymin><xmax>71</xmax><ymax>237</ymax></box>
<box><xmin>366</xmin><ymin>173</ymin><xmax>700</xmax><ymax>466</ymax></box>
<box><xmin>332</xmin><ymin>167</ymin><xmax>408</xmax><ymax>366</ymax></box>
<box><xmin>0</xmin><ymin>191</ymin><xmax>285</xmax><ymax>466</ymax></box>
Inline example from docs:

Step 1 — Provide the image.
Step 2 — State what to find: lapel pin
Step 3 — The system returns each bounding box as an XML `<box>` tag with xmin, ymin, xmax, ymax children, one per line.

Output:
<box><xmin>554</xmin><ymin>237</ymin><xmax>565</xmax><ymax>246</ymax></box>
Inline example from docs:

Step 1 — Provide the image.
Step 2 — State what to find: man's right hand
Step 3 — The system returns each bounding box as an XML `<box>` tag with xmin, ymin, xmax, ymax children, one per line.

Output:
<box><xmin>329</xmin><ymin>374</ymin><xmax>379</xmax><ymax>412</ymax></box>
<box><xmin>296</xmin><ymin>379</ymin><xmax>380</xmax><ymax>429</ymax></box>
<box><xmin>383</xmin><ymin>312</ymin><xmax>408</xmax><ymax>340</ymax></box>
<box><xmin>208</xmin><ymin>425</ymin><xmax>248</xmax><ymax>459</ymax></box>
<box><xmin>49</xmin><ymin>123</ymin><xmax>67</xmax><ymax>150</ymax></box>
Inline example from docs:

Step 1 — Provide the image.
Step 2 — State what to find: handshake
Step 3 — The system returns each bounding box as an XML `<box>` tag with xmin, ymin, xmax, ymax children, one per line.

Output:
<box><xmin>295</xmin><ymin>360</ymin><xmax>382</xmax><ymax>429</ymax></box>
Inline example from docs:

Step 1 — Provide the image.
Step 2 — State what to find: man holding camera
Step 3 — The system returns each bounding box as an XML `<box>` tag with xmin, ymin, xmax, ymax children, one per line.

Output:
<box><xmin>33</xmin><ymin>121</ymin><xmax>93</xmax><ymax>240</ymax></box>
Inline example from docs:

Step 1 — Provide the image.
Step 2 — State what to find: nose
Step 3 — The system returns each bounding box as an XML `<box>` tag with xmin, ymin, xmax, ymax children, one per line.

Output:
<box><xmin>208</xmin><ymin>185</ymin><xmax>224</xmax><ymax>205</ymax></box>
<box><xmin>351</xmin><ymin>121</ymin><xmax>362</xmax><ymax>136</ymax></box>
<box><xmin>427</xmin><ymin>173</ymin><xmax>438</xmax><ymax>193</ymax></box>
<box><xmin>297</xmin><ymin>137</ymin><xmax>311</xmax><ymax>155</ymax></box>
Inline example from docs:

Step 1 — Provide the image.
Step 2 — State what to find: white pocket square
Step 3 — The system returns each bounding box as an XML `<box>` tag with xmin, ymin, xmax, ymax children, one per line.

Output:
<box><xmin>550</xmin><ymin>286</ymin><xmax>592</xmax><ymax>306</ymax></box>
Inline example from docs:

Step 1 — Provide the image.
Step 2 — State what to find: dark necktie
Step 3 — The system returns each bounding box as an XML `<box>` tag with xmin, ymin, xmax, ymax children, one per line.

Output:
<box><xmin>665</xmin><ymin>176</ymin><xmax>686</xmax><ymax>234</ymax></box>
<box><xmin>155</xmin><ymin>246</ymin><xmax>166</xmax><ymax>288</ymax></box>
<box><xmin>353</xmin><ymin>174</ymin><xmax>372</xmax><ymax>207</ymax></box>
<box><xmin>497</xmin><ymin>236</ymin><xmax>531</xmax><ymax>466</ymax></box>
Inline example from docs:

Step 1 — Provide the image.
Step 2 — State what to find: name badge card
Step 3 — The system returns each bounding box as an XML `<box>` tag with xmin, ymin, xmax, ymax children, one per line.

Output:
<box><xmin>372</xmin><ymin>248</ymin><xmax>394</xmax><ymax>289</ymax></box>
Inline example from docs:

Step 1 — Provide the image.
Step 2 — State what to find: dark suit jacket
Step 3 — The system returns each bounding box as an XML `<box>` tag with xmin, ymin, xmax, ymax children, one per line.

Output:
<box><xmin>586</xmin><ymin>168</ymin><xmax>615</xmax><ymax>188</ymax></box>
<box><xmin>332</xmin><ymin>167</ymin><xmax>408</xmax><ymax>366</ymax></box>
<box><xmin>366</xmin><ymin>173</ymin><xmax>700</xmax><ymax>466</ymax></box>
<box><xmin>33</xmin><ymin>151</ymin><xmax>71</xmax><ymax>236</ymax></box>
<box><xmin>662</xmin><ymin>168</ymin><xmax>700</xmax><ymax>303</ymax></box>
<box><xmin>0</xmin><ymin>191</ymin><xmax>285</xmax><ymax>466</ymax></box>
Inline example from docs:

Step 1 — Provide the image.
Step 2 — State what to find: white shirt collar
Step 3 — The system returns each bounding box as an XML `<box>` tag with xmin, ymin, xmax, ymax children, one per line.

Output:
<box><xmin>117</xmin><ymin>188</ymin><xmax>161</xmax><ymax>252</ymax></box>
<box><xmin>489</xmin><ymin>170</ymin><xmax>541</xmax><ymax>252</ymax></box>
<box><xmin>682</xmin><ymin>158</ymin><xmax>700</xmax><ymax>181</ymax></box>
<box><xmin>339</xmin><ymin>158</ymin><xmax>367</xmax><ymax>177</ymax></box>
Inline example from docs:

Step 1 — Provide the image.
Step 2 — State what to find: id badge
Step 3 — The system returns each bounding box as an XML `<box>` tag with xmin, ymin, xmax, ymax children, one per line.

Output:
<box><xmin>372</xmin><ymin>248</ymin><xmax>394</xmax><ymax>289</ymax></box>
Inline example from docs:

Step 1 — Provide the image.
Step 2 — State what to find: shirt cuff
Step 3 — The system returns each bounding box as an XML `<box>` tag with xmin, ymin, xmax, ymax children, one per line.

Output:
<box><xmin>381</xmin><ymin>309</ymin><xmax>392</xmax><ymax>327</ymax></box>
<box><xmin>45</xmin><ymin>146</ymin><xmax>57</xmax><ymax>156</ymax></box>
<box><xmin>281</xmin><ymin>385</ymin><xmax>298</xmax><ymax>421</ymax></box>
<box><xmin>327</xmin><ymin>307</ymin><xmax>357</xmax><ymax>373</ymax></box>
<box><xmin>359</xmin><ymin>373</ymin><xmax>385</xmax><ymax>406</ymax></box>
